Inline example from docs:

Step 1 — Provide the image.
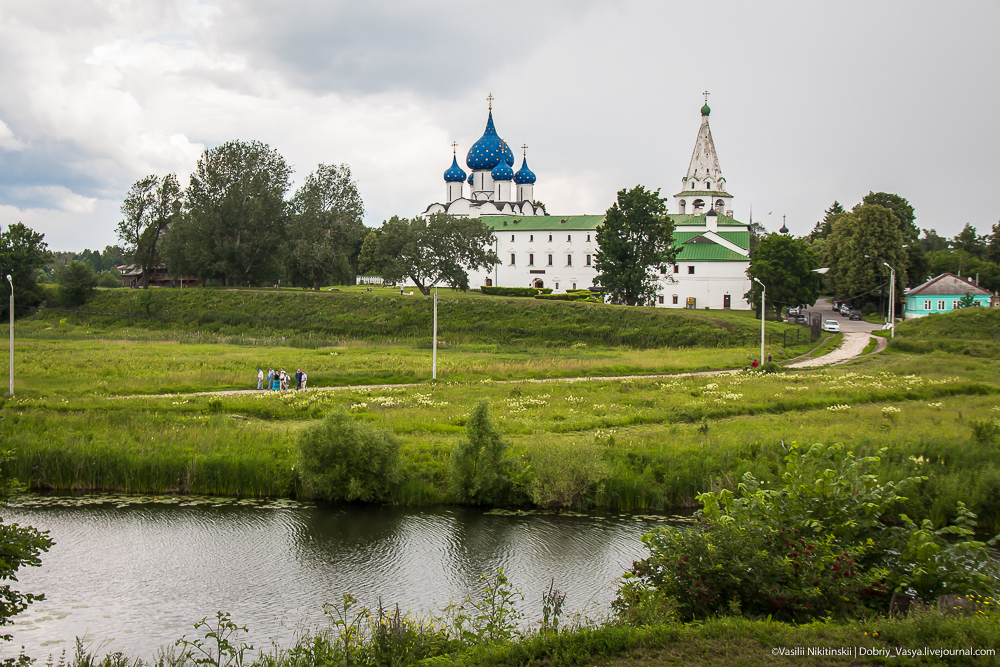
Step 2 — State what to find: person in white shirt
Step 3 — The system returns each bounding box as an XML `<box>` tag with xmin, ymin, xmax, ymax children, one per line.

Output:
<box><xmin>256</xmin><ymin>368</ymin><xmax>264</xmax><ymax>390</ymax></box>
<box><xmin>300</xmin><ymin>371</ymin><xmax>308</xmax><ymax>390</ymax></box>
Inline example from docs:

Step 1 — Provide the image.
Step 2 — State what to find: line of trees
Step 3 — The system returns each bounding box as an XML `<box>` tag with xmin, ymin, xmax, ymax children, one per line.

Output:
<box><xmin>121</xmin><ymin>140</ymin><xmax>368</xmax><ymax>289</ymax></box>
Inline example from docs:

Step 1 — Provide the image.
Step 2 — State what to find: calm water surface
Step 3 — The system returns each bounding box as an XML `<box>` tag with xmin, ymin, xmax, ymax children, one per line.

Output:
<box><xmin>1</xmin><ymin>497</ymin><xmax>672</xmax><ymax>660</ymax></box>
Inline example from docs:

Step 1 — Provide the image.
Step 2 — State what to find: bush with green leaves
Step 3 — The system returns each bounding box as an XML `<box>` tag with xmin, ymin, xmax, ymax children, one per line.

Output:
<box><xmin>296</xmin><ymin>412</ymin><xmax>401</xmax><ymax>502</ymax></box>
<box><xmin>55</xmin><ymin>260</ymin><xmax>98</xmax><ymax>307</ymax></box>
<box><xmin>449</xmin><ymin>400</ymin><xmax>511</xmax><ymax>505</ymax></box>
<box><xmin>479</xmin><ymin>286</ymin><xmax>551</xmax><ymax>297</ymax></box>
<box><xmin>616</xmin><ymin>443</ymin><xmax>928</xmax><ymax>622</ymax></box>
<box><xmin>0</xmin><ymin>448</ymin><xmax>52</xmax><ymax>662</ymax></box>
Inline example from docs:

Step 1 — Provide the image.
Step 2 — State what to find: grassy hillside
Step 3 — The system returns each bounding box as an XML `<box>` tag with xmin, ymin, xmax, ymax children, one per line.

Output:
<box><xmin>36</xmin><ymin>286</ymin><xmax>810</xmax><ymax>349</ymax></box>
<box><xmin>891</xmin><ymin>308</ymin><xmax>1000</xmax><ymax>357</ymax></box>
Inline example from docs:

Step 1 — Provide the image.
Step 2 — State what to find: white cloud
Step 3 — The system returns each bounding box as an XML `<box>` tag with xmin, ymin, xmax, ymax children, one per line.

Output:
<box><xmin>0</xmin><ymin>118</ymin><xmax>25</xmax><ymax>150</ymax></box>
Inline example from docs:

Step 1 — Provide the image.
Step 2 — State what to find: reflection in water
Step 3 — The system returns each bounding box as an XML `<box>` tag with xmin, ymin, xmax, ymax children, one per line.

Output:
<box><xmin>1</xmin><ymin>501</ymin><xmax>667</xmax><ymax>660</ymax></box>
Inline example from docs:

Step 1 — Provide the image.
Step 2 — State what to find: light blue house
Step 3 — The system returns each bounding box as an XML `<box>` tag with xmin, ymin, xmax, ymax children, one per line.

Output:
<box><xmin>904</xmin><ymin>273</ymin><xmax>994</xmax><ymax>319</ymax></box>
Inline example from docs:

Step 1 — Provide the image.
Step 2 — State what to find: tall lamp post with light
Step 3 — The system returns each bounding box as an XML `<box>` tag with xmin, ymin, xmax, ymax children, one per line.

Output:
<box><xmin>6</xmin><ymin>274</ymin><xmax>12</xmax><ymax>396</ymax></box>
<box><xmin>752</xmin><ymin>276</ymin><xmax>765</xmax><ymax>365</ymax></box>
<box><xmin>882</xmin><ymin>261</ymin><xmax>896</xmax><ymax>339</ymax></box>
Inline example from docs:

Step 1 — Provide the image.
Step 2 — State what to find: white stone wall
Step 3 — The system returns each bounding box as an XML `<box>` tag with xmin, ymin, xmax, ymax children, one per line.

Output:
<box><xmin>654</xmin><ymin>261</ymin><xmax>750</xmax><ymax>310</ymax></box>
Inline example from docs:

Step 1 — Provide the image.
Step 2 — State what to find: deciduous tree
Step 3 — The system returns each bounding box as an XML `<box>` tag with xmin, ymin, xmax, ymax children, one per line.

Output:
<box><xmin>745</xmin><ymin>234</ymin><xmax>821</xmax><ymax>319</ymax></box>
<box><xmin>594</xmin><ymin>185</ymin><xmax>678</xmax><ymax>306</ymax></box>
<box><xmin>0</xmin><ymin>223</ymin><xmax>50</xmax><ymax>317</ymax></box>
<box><xmin>375</xmin><ymin>213</ymin><xmax>498</xmax><ymax>295</ymax></box>
<box><xmin>286</xmin><ymin>163</ymin><xmax>366</xmax><ymax>289</ymax></box>
<box><xmin>173</xmin><ymin>140</ymin><xmax>292</xmax><ymax>286</ymax></box>
<box><xmin>117</xmin><ymin>174</ymin><xmax>181</xmax><ymax>289</ymax></box>
<box><xmin>357</xmin><ymin>230</ymin><xmax>380</xmax><ymax>276</ymax></box>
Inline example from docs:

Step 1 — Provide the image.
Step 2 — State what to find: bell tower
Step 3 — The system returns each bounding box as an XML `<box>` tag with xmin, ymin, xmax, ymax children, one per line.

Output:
<box><xmin>674</xmin><ymin>93</ymin><xmax>733</xmax><ymax>217</ymax></box>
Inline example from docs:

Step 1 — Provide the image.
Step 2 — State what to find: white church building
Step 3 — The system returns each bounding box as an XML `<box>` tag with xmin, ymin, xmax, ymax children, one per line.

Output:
<box><xmin>421</xmin><ymin>98</ymin><xmax>752</xmax><ymax>310</ymax></box>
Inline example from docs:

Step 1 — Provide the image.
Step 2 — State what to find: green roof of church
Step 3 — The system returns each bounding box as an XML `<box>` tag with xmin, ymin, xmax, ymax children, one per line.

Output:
<box><xmin>673</xmin><ymin>190</ymin><xmax>732</xmax><ymax>198</ymax></box>
<box><xmin>674</xmin><ymin>230</ymin><xmax>750</xmax><ymax>250</ymax></box>
<box><xmin>478</xmin><ymin>215</ymin><xmax>605</xmax><ymax>230</ymax></box>
<box><xmin>674</xmin><ymin>244</ymin><xmax>748</xmax><ymax>261</ymax></box>
<box><xmin>479</xmin><ymin>212</ymin><xmax>746</xmax><ymax>231</ymax></box>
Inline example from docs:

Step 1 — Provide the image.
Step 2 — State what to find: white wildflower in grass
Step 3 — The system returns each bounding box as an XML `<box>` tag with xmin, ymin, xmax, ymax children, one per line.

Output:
<box><xmin>927</xmin><ymin>402</ymin><xmax>944</xmax><ymax>410</ymax></box>
<box><xmin>413</xmin><ymin>393</ymin><xmax>448</xmax><ymax>407</ymax></box>
<box><xmin>704</xmin><ymin>383</ymin><xmax>718</xmax><ymax>390</ymax></box>
<box><xmin>881</xmin><ymin>406</ymin><xmax>902</xmax><ymax>418</ymax></box>
<box><xmin>827</xmin><ymin>404</ymin><xmax>851</xmax><ymax>412</ymax></box>
<box><xmin>909</xmin><ymin>456</ymin><xmax>926</xmax><ymax>465</ymax></box>
<box><xmin>565</xmin><ymin>395</ymin><xmax>585</xmax><ymax>404</ymax></box>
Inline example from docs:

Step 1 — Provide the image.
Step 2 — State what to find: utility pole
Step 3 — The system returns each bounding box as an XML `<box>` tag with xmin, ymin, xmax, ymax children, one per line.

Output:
<box><xmin>883</xmin><ymin>261</ymin><xmax>895</xmax><ymax>339</ymax></box>
<box><xmin>432</xmin><ymin>287</ymin><xmax>438</xmax><ymax>380</ymax></box>
<box><xmin>752</xmin><ymin>276</ymin><xmax>765</xmax><ymax>365</ymax></box>
<box><xmin>6</xmin><ymin>275</ymin><xmax>12</xmax><ymax>396</ymax></box>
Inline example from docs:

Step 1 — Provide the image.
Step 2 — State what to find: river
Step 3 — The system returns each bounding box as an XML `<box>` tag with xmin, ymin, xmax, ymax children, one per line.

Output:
<box><xmin>1</xmin><ymin>496</ymin><xmax>676</xmax><ymax>661</ymax></box>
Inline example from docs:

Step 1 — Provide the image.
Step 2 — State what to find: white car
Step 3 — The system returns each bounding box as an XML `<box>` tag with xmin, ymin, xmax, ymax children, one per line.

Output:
<box><xmin>822</xmin><ymin>320</ymin><xmax>841</xmax><ymax>333</ymax></box>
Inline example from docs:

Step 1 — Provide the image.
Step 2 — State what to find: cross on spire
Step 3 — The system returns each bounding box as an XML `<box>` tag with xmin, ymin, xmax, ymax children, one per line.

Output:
<box><xmin>521</xmin><ymin>143</ymin><xmax>528</xmax><ymax>156</ymax></box>
<box><xmin>451</xmin><ymin>141</ymin><xmax>458</xmax><ymax>155</ymax></box>
<box><xmin>703</xmin><ymin>90</ymin><xmax>710</xmax><ymax>104</ymax></box>
<box><xmin>486</xmin><ymin>93</ymin><xmax>494</xmax><ymax>110</ymax></box>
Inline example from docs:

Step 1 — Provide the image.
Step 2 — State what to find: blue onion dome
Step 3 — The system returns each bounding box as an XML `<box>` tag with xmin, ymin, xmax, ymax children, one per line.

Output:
<box><xmin>467</xmin><ymin>172</ymin><xmax>474</xmax><ymax>185</ymax></box>
<box><xmin>502</xmin><ymin>141</ymin><xmax>514</xmax><ymax>167</ymax></box>
<box><xmin>513</xmin><ymin>156</ymin><xmax>536</xmax><ymax>184</ymax></box>
<box><xmin>466</xmin><ymin>111</ymin><xmax>508</xmax><ymax>170</ymax></box>
<box><xmin>443</xmin><ymin>155</ymin><xmax>466</xmax><ymax>183</ymax></box>
<box><xmin>491</xmin><ymin>160</ymin><xmax>514</xmax><ymax>181</ymax></box>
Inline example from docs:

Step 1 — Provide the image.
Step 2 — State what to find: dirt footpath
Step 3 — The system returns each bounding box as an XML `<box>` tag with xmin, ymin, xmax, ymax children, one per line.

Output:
<box><xmin>787</xmin><ymin>332</ymin><xmax>874</xmax><ymax>368</ymax></box>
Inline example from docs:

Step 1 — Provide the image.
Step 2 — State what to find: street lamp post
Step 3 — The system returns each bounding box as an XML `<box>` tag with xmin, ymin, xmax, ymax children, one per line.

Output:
<box><xmin>752</xmin><ymin>276</ymin><xmax>765</xmax><ymax>366</ymax></box>
<box><xmin>6</xmin><ymin>274</ymin><xmax>12</xmax><ymax>396</ymax></box>
<box><xmin>882</xmin><ymin>261</ymin><xmax>896</xmax><ymax>339</ymax></box>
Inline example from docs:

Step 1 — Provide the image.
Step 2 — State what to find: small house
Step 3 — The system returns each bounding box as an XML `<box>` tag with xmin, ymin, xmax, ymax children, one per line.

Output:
<box><xmin>903</xmin><ymin>273</ymin><xmax>992</xmax><ymax>318</ymax></box>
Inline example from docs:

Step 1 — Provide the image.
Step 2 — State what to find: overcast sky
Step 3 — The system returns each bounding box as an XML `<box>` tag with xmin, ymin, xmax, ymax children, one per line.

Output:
<box><xmin>1</xmin><ymin>0</ymin><xmax>998</xmax><ymax>251</ymax></box>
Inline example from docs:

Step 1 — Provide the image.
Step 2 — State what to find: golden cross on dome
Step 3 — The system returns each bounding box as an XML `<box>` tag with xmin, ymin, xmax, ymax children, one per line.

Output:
<box><xmin>451</xmin><ymin>141</ymin><xmax>458</xmax><ymax>155</ymax></box>
<box><xmin>486</xmin><ymin>93</ymin><xmax>494</xmax><ymax>110</ymax></box>
<box><xmin>703</xmin><ymin>91</ymin><xmax>710</xmax><ymax>104</ymax></box>
<box><xmin>521</xmin><ymin>143</ymin><xmax>528</xmax><ymax>156</ymax></box>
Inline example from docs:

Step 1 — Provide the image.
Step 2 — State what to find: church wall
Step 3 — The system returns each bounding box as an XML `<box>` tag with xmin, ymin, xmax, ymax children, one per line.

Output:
<box><xmin>655</xmin><ymin>261</ymin><xmax>751</xmax><ymax>310</ymax></box>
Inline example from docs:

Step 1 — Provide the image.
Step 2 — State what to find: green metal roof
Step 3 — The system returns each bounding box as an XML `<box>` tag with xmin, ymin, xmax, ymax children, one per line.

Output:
<box><xmin>674</xmin><ymin>244</ymin><xmax>749</xmax><ymax>261</ymax></box>
<box><xmin>717</xmin><ymin>231</ymin><xmax>750</xmax><ymax>250</ymax></box>
<box><xmin>478</xmin><ymin>215</ymin><xmax>605</xmax><ymax>231</ymax></box>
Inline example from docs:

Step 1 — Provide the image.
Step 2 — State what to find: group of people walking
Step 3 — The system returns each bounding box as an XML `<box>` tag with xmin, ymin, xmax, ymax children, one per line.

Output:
<box><xmin>256</xmin><ymin>367</ymin><xmax>308</xmax><ymax>391</ymax></box>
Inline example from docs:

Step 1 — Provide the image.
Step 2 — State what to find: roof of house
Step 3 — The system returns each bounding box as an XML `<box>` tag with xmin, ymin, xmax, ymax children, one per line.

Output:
<box><xmin>479</xmin><ymin>211</ymin><xmax>747</xmax><ymax>231</ymax></box>
<box><xmin>906</xmin><ymin>273</ymin><xmax>992</xmax><ymax>296</ymax></box>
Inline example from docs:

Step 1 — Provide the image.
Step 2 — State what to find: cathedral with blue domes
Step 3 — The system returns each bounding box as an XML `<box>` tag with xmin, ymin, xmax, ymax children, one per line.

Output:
<box><xmin>423</xmin><ymin>97</ymin><xmax>545</xmax><ymax>218</ymax></box>
<box><xmin>418</xmin><ymin>95</ymin><xmax>752</xmax><ymax>309</ymax></box>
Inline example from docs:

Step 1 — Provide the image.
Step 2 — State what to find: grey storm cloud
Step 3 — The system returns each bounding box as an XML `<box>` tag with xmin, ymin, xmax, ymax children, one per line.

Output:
<box><xmin>203</xmin><ymin>1</ymin><xmax>599</xmax><ymax>96</ymax></box>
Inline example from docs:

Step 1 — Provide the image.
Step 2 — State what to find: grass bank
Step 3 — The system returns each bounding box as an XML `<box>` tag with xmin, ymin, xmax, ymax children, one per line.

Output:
<box><xmin>35</xmin><ymin>285</ymin><xmax>815</xmax><ymax>349</ymax></box>
<box><xmin>890</xmin><ymin>308</ymin><xmax>1000</xmax><ymax>358</ymax></box>
<box><xmin>5</xmin><ymin>352</ymin><xmax>1000</xmax><ymax>526</ymax></box>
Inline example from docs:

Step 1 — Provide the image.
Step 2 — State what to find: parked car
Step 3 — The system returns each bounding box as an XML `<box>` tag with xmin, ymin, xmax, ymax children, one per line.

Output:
<box><xmin>833</xmin><ymin>300</ymin><xmax>847</xmax><ymax>312</ymax></box>
<box><xmin>839</xmin><ymin>305</ymin><xmax>851</xmax><ymax>316</ymax></box>
<box><xmin>795</xmin><ymin>314</ymin><xmax>809</xmax><ymax>325</ymax></box>
<box><xmin>822</xmin><ymin>319</ymin><xmax>841</xmax><ymax>333</ymax></box>
<box><xmin>787</xmin><ymin>306</ymin><xmax>801</xmax><ymax>316</ymax></box>
<box><xmin>849</xmin><ymin>310</ymin><xmax>863</xmax><ymax>321</ymax></box>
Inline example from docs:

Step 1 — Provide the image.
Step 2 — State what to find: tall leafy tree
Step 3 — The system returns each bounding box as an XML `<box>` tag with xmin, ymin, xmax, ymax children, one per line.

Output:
<box><xmin>286</xmin><ymin>163</ymin><xmax>366</xmax><ymax>289</ymax></box>
<box><xmin>839</xmin><ymin>204</ymin><xmax>908</xmax><ymax>309</ymax></box>
<box><xmin>375</xmin><ymin>213</ymin><xmax>499</xmax><ymax>295</ymax></box>
<box><xmin>594</xmin><ymin>185</ymin><xmax>678</xmax><ymax>306</ymax></box>
<box><xmin>0</xmin><ymin>223</ymin><xmax>50</xmax><ymax>317</ymax></box>
<box><xmin>745</xmin><ymin>234</ymin><xmax>821</xmax><ymax>319</ymax></box>
<box><xmin>357</xmin><ymin>230</ymin><xmax>380</xmax><ymax>276</ymax></box>
<box><xmin>117</xmin><ymin>174</ymin><xmax>182</xmax><ymax>288</ymax></box>
<box><xmin>860</xmin><ymin>192</ymin><xmax>925</xmax><ymax>286</ymax></box>
<box><xmin>174</xmin><ymin>140</ymin><xmax>292</xmax><ymax>286</ymax></box>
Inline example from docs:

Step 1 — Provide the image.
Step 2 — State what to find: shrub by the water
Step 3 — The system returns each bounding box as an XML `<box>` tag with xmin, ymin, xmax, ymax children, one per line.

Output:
<box><xmin>616</xmin><ymin>442</ymin><xmax>1000</xmax><ymax>623</ymax></box>
<box><xmin>449</xmin><ymin>400</ymin><xmax>512</xmax><ymax>505</ymax></box>
<box><xmin>296</xmin><ymin>412</ymin><xmax>401</xmax><ymax>502</ymax></box>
